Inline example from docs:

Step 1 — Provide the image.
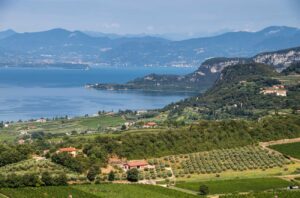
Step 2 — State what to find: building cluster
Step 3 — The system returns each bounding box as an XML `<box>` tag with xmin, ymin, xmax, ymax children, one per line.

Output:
<box><xmin>261</xmin><ymin>85</ymin><xmax>287</xmax><ymax>97</ymax></box>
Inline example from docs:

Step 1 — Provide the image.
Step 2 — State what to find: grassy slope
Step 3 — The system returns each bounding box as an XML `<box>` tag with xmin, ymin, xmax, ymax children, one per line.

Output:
<box><xmin>176</xmin><ymin>178</ymin><xmax>291</xmax><ymax>194</ymax></box>
<box><xmin>270</xmin><ymin>142</ymin><xmax>300</xmax><ymax>159</ymax></box>
<box><xmin>0</xmin><ymin>184</ymin><xmax>198</xmax><ymax>198</ymax></box>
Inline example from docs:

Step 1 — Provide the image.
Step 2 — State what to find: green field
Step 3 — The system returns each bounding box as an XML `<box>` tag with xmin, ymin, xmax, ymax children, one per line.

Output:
<box><xmin>220</xmin><ymin>190</ymin><xmax>300</xmax><ymax>198</ymax></box>
<box><xmin>79</xmin><ymin>115</ymin><xmax>124</xmax><ymax>129</ymax></box>
<box><xmin>0</xmin><ymin>184</ymin><xmax>198</xmax><ymax>198</ymax></box>
<box><xmin>74</xmin><ymin>184</ymin><xmax>198</xmax><ymax>198</ymax></box>
<box><xmin>175</xmin><ymin>178</ymin><xmax>291</xmax><ymax>194</ymax></box>
<box><xmin>0</xmin><ymin>186</ymin><xmax>97</xmax><ymax>198</ymax></box>
<box><xmin>270</xmin><ymin>142</ymin><xmax>300</xmax><ymax>159</ymax></box>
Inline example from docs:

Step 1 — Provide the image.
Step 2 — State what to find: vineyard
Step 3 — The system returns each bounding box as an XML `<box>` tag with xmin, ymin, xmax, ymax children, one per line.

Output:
<box><xmin>220</xmin><ymin>190</ymin><xmax>300</xmax><ymax>198</ymax></box>
<box><xmin>0</xmin><ymin>184</ymin><xmax>198</xmax><ymax>198</ymax></box>
<box><xmin>269</xmin><ymin>142</ymin><xmax>300</xmax><ymax>160</ymax></box>
<box><xmin>175</xmin><ymin>178</ymin><xmax>292</xmax><ymax>194</ymax></box>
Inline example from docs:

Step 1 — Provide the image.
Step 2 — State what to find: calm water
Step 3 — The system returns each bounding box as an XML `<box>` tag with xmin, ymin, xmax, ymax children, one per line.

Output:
<box><xmin>0</xmin><ymin>67</ymin><xmax>196</xmax><ymax>121</ymax></box>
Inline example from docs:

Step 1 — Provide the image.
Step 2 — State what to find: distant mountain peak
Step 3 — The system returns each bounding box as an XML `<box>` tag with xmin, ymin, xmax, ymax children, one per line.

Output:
<box><xmin>0</xmin><ymin>29</ymin><xmax>16</xmax><ymax>40</ymax></box>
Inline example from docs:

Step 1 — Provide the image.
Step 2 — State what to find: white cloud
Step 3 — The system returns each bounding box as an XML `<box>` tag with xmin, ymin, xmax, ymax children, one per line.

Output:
<box><xmin>146</xmin><ymin>25</ymin><xmax>154</xmax><ymax>31</ymax></box>
<box><xmin>102</xmin><ymin>23</ymin><xmax>120</xmax><ymax>29</ymax></box>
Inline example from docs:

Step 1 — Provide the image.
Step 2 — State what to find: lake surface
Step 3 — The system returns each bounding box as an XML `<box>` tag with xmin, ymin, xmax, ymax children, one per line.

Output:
<box><xmin>0</xmin><ymin>67</ymin><xmax>196</xmax><ymax>121</ymax></box>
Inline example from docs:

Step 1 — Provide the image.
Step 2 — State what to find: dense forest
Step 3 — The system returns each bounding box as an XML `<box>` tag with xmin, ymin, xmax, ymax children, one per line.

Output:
<box><xmin>282</xmin><ymin>62</ymin><xmax>300</xmax><ymax>75</ymax></box>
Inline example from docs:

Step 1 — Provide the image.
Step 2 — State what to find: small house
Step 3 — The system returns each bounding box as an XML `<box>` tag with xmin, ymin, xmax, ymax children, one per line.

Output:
<box><xmin>143</xmin><ymin>122</ymin><xmax>157</xmax><ymax>128</ymax></box>
<box><xmin>57</xmin><ymin>147</ymin><xmax>78</xmax><ymax>157</ymax></box>
<box><xmin>18</xmin><ymin>139</ymin><xmax>25</xmax><ymax>145</ymax></box>
<box><xmin>123</xmin><ymin>160</ymin><xmax>149</xmax><ymax>170</ymax></box>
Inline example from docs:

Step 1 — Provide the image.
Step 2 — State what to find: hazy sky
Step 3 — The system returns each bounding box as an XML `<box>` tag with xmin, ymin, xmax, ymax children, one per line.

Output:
<box><xmin>0</xmin><ymin>0</ymin><xmax>299</xmax><ymax>35</ymax></box>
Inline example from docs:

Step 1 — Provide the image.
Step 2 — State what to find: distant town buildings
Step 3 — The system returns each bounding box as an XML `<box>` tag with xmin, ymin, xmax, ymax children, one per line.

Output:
<box><xmin>36</xmin><ymin>118</ymin><xmax>47</xmax><ymax>123</ymax></box>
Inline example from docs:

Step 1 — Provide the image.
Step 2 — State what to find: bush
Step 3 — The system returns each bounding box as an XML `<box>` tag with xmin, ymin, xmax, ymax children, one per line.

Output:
<box><xmin>199</xmin><ymin>184</ymin><xmax>209</xmax><ymax>195</ymax></box>
<box><xmin>87</xmin><ymin>166</ymin><xmax>100</xmax><ymax>182</ymax></box>
<box><xmin>108</xmin><ymin>171</ymin><xmax>115</xmax><ymax>181</ymax></box>
<box><xmin>127</xmin><ymin>168</ymin><xmax>139</xmax><ymax>182</ymax></box>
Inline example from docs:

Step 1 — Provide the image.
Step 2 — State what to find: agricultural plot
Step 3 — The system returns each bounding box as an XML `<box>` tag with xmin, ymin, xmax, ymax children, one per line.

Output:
<box><xmin>148</xmin><ymin>146</ymin><xmax>291</xmax><ymax>178</ymax></box>
<box><xmin>0</xmin><ymin>159</ymin><xmax>78</xmax><ymax>177</ymax></box>
<box><xmin>175</xmin><ymin>177</ymin><xmax>292</xmax><ymax>194</ymax></box>
<box><xmin>79</xmin><ymin>115</ymin><xmax>124</xmax><ymax>129</ymax></box>
<box><xmin>0</xmin><ymin>186</ymin><xmax>97</xmax><ymax>198</ymax></box>
<box><xmin>0</xmin><ymin>184</ymin><xmax>198</xmax><ymax>198</ymax></box>
<box><xmin>220</xmin><ymin>190</ymin><xmax>300</xmax><ymax>198</ymax></box>
<box><xmin>269</xmin><ymin>142</ymin><xmax>300</xmax><ymax>159</ymax></box>
<box><xmin>74</xmin><ymin>184</ymin><xmax>198</xmax><ymax>198</ymax></box>
<box><xmin>0</xmin><ymin>115</ymin><xmax>125</xmax><ymax>143</ymax></box>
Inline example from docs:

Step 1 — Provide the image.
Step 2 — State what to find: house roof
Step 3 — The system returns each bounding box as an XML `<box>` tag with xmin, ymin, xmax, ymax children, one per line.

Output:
<box><xmin>126</xmin><ymin>160</ymin><xmax>148</xmax><ymax>167</ymax></box>
<box><xmin>145</xmin><ymin>122</ymin><xmax>157</xmax><ymax>126</ymax></box>
<box><xmin>59</xmin><ymin>147</ymin><xmax>77</xmax><ymax>152</ymax></box>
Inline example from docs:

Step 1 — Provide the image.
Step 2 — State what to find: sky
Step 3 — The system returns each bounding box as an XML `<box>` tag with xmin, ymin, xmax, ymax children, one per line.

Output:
<box><xmin>0</xmin><ymin>0</ymin><xmax>299</xmax><ymax>36</ymax></box>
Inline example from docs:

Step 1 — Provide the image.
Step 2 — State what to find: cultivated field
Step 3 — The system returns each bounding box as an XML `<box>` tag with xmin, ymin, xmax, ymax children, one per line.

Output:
<box><xmin>175</xmin><ymin>177</ymin><xmax>292</xmax><ymax>194</ymax></box>
<box><xmin>0</xmin><ymin>115</ymin><xmax>125</xmax><ymax>143</ymax></box>
<box><xmin>0</xmin><ymin>159</ymin><xmax>79</xmax><ymax>178</ymax></box>
<box><xmin>0</xmin><ymin>184</ymin><xmax>198</xmax><ymax>198</ymax></box>
<box><xmin>147</xmin><ymin>146</ymin><xmax>291</xmax><ymax>180</ymax></box>
<box><xmin>269</xmin><ymin>142</ymin><xmax>300</xmax><ymax>160</ymax></box>
<box><xmin>220</xmin><ymin>190</ymin><xmax>300</xmax><ymax>198</ymax></box>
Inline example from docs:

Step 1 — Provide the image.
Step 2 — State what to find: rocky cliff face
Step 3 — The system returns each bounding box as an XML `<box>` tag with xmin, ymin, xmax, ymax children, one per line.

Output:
<box><xmin>253</xmin><ymin>48</ymin><xmax>300</xmax><ymax>71</ymax></box>
<box><xmin>201</xmin><ymin>47</ymin><xmax>300</xmax><ymax>74</ymax></box>
<box><xmin>200</xmin><ymin>58</ymin><xmax>250</xmax><ymax>74</ymax></box>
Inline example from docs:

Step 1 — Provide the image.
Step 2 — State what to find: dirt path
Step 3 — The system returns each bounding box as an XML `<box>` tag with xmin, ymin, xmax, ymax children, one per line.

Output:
<box><xmin>168</xmin><ymin>186</ymin><xmax>199</xmax><ymax>196</ymax></box>
<box><xmin>0</xmin><ymin>193</ymin><xmax>9</xmax><ymax>198</ymax></box>
<box><xmin>259</xmin><ymin>137</ymin><xmax>300</xmax><ymax>147</ymax></box>
<box><xmin>277</xmin><ymin>173</ymin><xmax>300</xmax><ymax>181</ymax></box>
<box><xmin>259</xmin><ymin>137</ymin><xmax>300</xmax><ymax>163</ymax></box>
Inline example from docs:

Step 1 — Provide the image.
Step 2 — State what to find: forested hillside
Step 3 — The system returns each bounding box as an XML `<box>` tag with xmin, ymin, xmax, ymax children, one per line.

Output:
<box><xmin>164</xmin><ymin>63</ymin><xmax>300</xmax><ymax>120</ymax></box>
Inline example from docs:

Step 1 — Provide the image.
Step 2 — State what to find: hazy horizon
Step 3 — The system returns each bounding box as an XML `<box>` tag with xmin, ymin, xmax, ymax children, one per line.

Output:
<box><xmin>0</xmin><ymin>0</ymin><xmax>299</xmax><ymax>38</ymax></box>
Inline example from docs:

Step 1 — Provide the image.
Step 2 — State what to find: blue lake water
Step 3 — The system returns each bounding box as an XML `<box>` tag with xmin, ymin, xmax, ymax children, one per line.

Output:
<box><xmin>0</xmin><ymin>67</ymin><xmax>196</xmax><ymax>121</ymax></box>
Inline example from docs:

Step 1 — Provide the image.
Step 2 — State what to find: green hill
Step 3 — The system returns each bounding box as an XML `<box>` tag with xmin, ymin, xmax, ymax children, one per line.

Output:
<box><xmin>164</xmin><ymin>63</ymin><xmax>299</xmax><ymax>120</ymax></box>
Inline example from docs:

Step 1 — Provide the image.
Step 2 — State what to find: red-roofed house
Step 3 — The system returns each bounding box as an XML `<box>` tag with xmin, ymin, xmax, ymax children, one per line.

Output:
<box><xmin>57</xmin><ymin>147</ymin><xmax>78</xmax><ymax>157</ymax></box>
<box><xmin>123</xmin><ymin>160</ymin><xmax>149</xmax><ymax>170</ymax></box>
<box><xmin>143</xmin><ymin>122</ymin><xmax>157</xmax><ymax>128</ymax></box>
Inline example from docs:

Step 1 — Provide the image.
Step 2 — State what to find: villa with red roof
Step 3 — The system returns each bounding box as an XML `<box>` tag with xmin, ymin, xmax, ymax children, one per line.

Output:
<box><xmin>143</xmin><ymin>122</ymin><xmax>157</xmax><ymax>128</ymax></box>
<box><xmin>57</xmin><ymin>147</ymin><xmax>78</xmax><ymax>157</ymax></box>
<box><xmin>123</xmin><ymin>160</ymin><xmax>149</xmax><ymax>170</ymax></box>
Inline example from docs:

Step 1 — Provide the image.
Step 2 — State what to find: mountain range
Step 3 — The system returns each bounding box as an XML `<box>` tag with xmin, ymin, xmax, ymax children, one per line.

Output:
<box><xmin>0</xmin><ymin>26</ymin><xmax>300</xmax><ymax>67</ymax></box>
